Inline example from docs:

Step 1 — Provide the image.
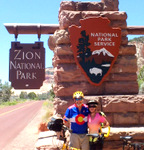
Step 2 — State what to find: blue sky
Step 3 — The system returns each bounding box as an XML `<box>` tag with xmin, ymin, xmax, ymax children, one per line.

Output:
<box><xmin>0</xmin><ymin>0</ymin><xmax>144</xmax><ymax>84</ymax></box>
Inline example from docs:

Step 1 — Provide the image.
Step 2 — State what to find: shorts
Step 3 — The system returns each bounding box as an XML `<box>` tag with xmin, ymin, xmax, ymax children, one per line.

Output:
<box><xmin>69</xmin><ymin>133</ymin><xmax>89</xmax><ymax>150</ymax></box>
<box><xmin>89</xmin><ymin>137</ymin><xmax>104</xmax><ymax>150</ymax></box>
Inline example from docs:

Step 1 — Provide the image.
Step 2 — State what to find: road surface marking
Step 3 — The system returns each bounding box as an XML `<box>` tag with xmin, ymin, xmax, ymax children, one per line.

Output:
<box><xmin>0</xmin><ymin>101</ymin><xmax>37</xmax><ymax>117</ymax></box>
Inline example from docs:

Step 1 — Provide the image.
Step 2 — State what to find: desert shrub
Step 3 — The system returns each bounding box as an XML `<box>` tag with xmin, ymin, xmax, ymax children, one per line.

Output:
<box><xmin>48</xmin><ymin>85</ymin><xmax>55</xmax><ymax>101</ymax></box>
<box><xmin>42</xmin><ymin>100</ymin><xmax>54</xmax><ymax>123</ymax></box>
<box><xmin>28</xmin><ymin>92</ymin><xmax>37</xmax><ymax>99</ymax></box>
<box><xmin>138</xmin><ymin>66</ymin><xmax>144</xmax><ymax>87</ymax></box>
<box><xmin>139</xmin><ymin>82</ymin><xmax>144</xmax><ymax>94</ymax></box>
<box><xmin>1</xmin><ymin>82</ymin><xmax>12</xmax><ymax>102</ymax></box>
<box><xmin>0</xmin><ymin>80</ymin><xmax>2</xmax><ymax>103</ymax></box>
<box><xmin>37</xmin><ymin>93</ymin><xmax>48</xmax><ymax>100</ymax></box>
<box><xmin>138</xmin><ymin>66</ymin><xmax>144</xmax><ymax>93</ymax></box>
<box><xmin>20</xmin><ymin>91</ymin><xmax>28</xmax><ymax>99</ymax></box>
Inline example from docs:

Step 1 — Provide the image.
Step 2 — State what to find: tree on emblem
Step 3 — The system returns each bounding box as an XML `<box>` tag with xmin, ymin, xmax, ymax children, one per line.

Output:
<box><xmin>77</xmin><ymin>30</ymin><xmax>91</xmax><ymax>62</ymax></box>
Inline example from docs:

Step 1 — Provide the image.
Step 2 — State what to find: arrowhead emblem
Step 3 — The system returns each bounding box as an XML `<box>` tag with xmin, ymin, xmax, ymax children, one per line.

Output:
<box><xmin>69</xmin><ymin>17</ymin><xmax>121</xmax><ymax>86</ymax></box>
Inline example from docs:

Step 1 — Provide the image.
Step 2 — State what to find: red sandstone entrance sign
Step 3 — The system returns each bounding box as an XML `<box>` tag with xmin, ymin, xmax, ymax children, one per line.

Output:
<box><xmin>69</xmin><ymin>17</ymin><xmax>121</xmax><ymax>86</ymax></box>
<box><xmin>9</xmin><ymin>42</ymin><xmax>45</xmax><ymax>89</ymax></box>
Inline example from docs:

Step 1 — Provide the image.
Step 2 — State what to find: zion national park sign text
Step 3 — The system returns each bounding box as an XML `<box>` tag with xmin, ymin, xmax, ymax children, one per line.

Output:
<box><xmin>9</xmin><ymin>42</ymin><xmax>45</xmax><ymax>89</ymax></box>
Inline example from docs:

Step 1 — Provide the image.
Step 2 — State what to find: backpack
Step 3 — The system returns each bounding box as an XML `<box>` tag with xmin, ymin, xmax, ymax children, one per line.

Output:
<box><xmin>47</xmin><ymin>117</ymin><xmax>63</xmax><ymax>132</ymax></box>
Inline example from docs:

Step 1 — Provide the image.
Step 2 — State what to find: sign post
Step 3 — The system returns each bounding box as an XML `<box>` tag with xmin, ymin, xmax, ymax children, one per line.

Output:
<box><xmin>9</xmin><ymin>42</ymin><xmax>45</xmax><ymax>89</ymax></box>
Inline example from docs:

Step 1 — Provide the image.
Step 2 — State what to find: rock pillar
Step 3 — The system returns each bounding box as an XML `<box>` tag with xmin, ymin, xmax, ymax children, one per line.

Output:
<box><xmin>48</xmin><ymin>0</ymin><xmax>138</xmax><ymax>117</ymax></box>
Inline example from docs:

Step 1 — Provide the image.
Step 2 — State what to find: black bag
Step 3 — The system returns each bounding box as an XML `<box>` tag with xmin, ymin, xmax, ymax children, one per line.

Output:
<box><xmin>47</xmin><ymin>117</ymin><xmax>63</xmax><ymax>132</ymax></box>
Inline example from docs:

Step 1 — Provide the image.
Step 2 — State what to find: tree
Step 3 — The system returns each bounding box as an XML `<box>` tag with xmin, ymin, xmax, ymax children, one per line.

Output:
<box><xmin>28</xmin><ymin>92</ymin><xmax>37</xmax><ymax>100</ymax></box>
<box><xmin>138</xmin><ymin>66</ymin><xmax>144</xmax><ymax>94</ymax></box>
<box><xmin>49</xmin><ymin>88</ymin><xmax>55</xmax><ymax>101</ymax></box>
<box><xmin>2</xmin><ymin>82</ymin><xmax>12</xmax><ymax>102</ymax></box>
<box><xmin>138</xmin><ymin>66</ymin><xmax>144</xmax><ymax>87</ymax></box>
<box><xmin>20</xmin><ymin>91</ymin><xmax>28</xmax><ymax>99</ymax></box>
<box><xmin>0</xmin><ymin>80</ymin><xmax>2</xmax><ymax>103</ymax></box>
<box><xmin>77</xmin><ymin>30</ymin><xmax>91</xmax><ymax>62</ymax></box>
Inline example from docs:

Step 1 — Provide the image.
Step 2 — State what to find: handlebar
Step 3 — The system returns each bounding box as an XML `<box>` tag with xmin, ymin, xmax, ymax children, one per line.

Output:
<box><xmin>103</xmin><ymin>126</ymin><xmax>110</xmax><ymax>138</ymax></box>
<box><xmin>70</xmin><ymin>147</ymin><xmax>80</xmax><ymax>150</ymax></box>
<box><xmin>87</xmin><ymin>126</ymin><xmax>111</xmax><ymax>139</ymax></box>
<box><xmin>120</xmin><ymin>135</ymin><xmax>132</xmax><ymax>141</ymax></box>
<box><xmin>62</xmin><ymin>125</ymin><xmax>72</xmax><ymax>133</ymax></box>
<box><xmin>87</xmin><ymin>133</ymin><xmax>99</xmax><ymax>138</ymax></box>
<box><xmin>120</xmin><ymin>135</ymin><xmax>144</xmax><ymax>149</ymax></box>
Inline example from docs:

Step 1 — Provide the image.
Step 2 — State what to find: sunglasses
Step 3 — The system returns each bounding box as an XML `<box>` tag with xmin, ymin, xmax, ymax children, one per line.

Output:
<box><xmin>88</xmin><ymin>105</ymin><xmax>97</xmax><ymax>108</ymax></box>
<box><xmin>75</xmin><ymin>98</ymin><xmax>83</xmax><ymax>101</ymax></box>
<box><xmin>89</xmin><ymin>106</ymin><xmax>96</xmax><ymax>108</ymax></box>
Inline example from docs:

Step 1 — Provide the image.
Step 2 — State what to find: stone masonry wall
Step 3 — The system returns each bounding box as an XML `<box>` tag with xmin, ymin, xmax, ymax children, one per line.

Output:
<box><xmin>49</xmin><ymin>0</ymin><xmax>138</xmax><ymax>97</ymax></box>
<box><xmin>48</xmin><ymin>0</ymin><xmax>141</xmax><ymax>127</ymax></box>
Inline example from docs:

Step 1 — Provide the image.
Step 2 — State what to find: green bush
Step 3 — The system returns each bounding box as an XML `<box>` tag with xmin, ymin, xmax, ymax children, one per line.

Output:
<box><xmin>20</xmin><ymin>91</ymin><xmax>28</xmax><ymax>99</ymax></box>
<box><xmin>42</xmin><ymin>100</ymin><xmax>54</xmax><ymax>123</ymax></box>
<box><xmin>37</xmin><ymin>88</ymin><xmax>55</xmax><ymax>101</ymax></box>
<box><xmin>139</xmin><ymin>82</ymin><xmax>144</xmax><ymax>94</ymax></box>
<box><xmin>0</xmin><ymin>80</ymin><xmax>2</xmax><ymax>103</ymax></box>
<box><xmin>48</xmin><ymin>85</ymin><xmax>55</xmax><ymax>101</ymax></box>
<box><xmin>1</xmin><ymin>82</ymin><xmax>12</xmax><ymax>102</ymax></box>
<box><xmin>28</xmin><ymin>92</ymin><xmax>37</xmax><ymax>99</ymax></box>
<box><xmin>0</xmin><ymin>99</ymin><xmax>27</xmax><ymax>107</ymax></box>
<box><xmin>138</xmin><ymin>66</ymin><xmax>144</xmax><ymax>88</ymax></box>
<box><xmin>137</xmin><ymin>66</ymin><xmax>144</xmax><ymax>94</ymax></box>
<box><xmin>37</xmin><ymin>93</ymin><xmax>48</xmax><ymax>100</ymax></box>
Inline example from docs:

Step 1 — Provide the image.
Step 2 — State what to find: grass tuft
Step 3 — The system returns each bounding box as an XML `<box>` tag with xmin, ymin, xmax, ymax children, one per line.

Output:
<box><xmin>42</xmin><ymin>100</ymin><xmax>54</xmax><ymax>123</ymax></box>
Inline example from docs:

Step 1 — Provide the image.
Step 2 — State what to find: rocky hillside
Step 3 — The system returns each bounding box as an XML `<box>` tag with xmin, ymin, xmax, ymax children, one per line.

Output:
<box><xmin>45</xmin><ymin>67</ymin><xmax>54</xmax><ymax>84</ymax></box>
<box><xmin>129</xmin><ymin>36</ymin><xmax>144</xmax><ymax>72</ymax></box>
<box><xmin>38</xmin><ymin>67</ymin><xmax>54</xmax><ymax>93</ymax></box>
<box><xmin>33</xmin><ymin>67</ymin><xmax>54</xmax><ymax>93</ymax></box>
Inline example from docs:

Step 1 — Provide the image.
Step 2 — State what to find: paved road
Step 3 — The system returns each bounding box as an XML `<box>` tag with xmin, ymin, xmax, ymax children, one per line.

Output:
<box><xmin>0</xmin><ymin>100</ymin><xmax>44</xmax><ymax>149</ymax></box>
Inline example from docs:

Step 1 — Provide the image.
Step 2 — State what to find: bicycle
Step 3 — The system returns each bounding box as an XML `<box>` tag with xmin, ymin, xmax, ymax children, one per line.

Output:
<box><xmin>47</xmin><ymin>116</ymin><xmax>110</xmax><ymax>150</ymax></box>
<box><xmin>87</xmin><ymin>126</ymin><xmax>110</xmax><ymax>150</ymax></box>
<box><xmin>120</xmin><ymin>135</ymin><xmax>144</xmax><ymax>150</ymax></box>
<box><xmin>56</xmin><ymin>124</ymin><xmax>81</xmax><ymax>150</ymax></box>
<box><xmin>47</xmin><ymin>116</ymin><xmax>80</xmax><ymax>150</ymax></box>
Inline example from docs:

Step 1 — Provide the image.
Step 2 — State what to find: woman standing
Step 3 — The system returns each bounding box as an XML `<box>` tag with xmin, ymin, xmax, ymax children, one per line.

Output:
<box><xmin>87</xmin><ymin>100</ymin><xmax>109</xmax><ymax>150</ymax></box>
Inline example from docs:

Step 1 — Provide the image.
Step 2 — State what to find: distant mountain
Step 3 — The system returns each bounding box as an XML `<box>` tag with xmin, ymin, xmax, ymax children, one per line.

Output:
<box><xmin>92</xmin><ymin>47</ymin><xmax>114</xmax><ymax>58</ymax></box>
<box><xmin>129</xmin><ymin>36</ymin><xmax>144</xmax><ymax>72</ymax></box>
<box><xmin>45</xmin><ymin>67</ymin><xmax>54</xmax><ymax>83</ymax></box>
<box><xmin>129</xmin><ymin>36</ymin><xmax>144</xmax><ymax>43</ymax></box>
<box><xmin>85</xmin><ymin>48</ymin><xmax>114</xmax><ymax>64</ymax></box>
